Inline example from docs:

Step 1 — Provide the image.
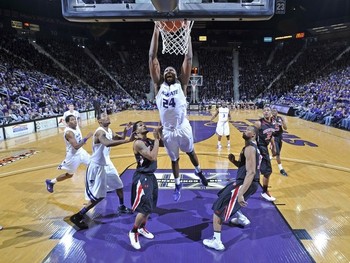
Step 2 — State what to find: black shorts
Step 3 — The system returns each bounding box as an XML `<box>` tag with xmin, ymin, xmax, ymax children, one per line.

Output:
<box><xmin>212</xmin><ymin>181</ymin><xmax>259</xmax><ymax>221</ymax></box>
<box><xmin>258</xmin><ymin>145</ymin><xmax>272</xmax><ymax>177</ymax></box>
<box><xmin>274</xmin><ymin>136</ymin><xmax>283</xmax><ymax>156</ymax></box>
<box><xmin>131</xmin><ymin>172</ymin><xmax>158</xmax><ymax>215</ymax></box>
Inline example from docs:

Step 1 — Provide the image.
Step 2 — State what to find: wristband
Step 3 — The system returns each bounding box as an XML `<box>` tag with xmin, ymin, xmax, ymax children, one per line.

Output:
<box><xmin>83</xmin><ymin>137</ymin><xmax>88</xmax><ymax>144</ymax></box>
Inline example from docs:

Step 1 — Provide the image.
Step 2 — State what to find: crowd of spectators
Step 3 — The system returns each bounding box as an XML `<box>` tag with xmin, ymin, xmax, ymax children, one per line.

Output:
<box><xmin>1</xmin><ymin>30</ymin><xmax>349</xmax><ymax>131</ymax></box>
<box><xmin>262</xmin><ymin>48</ymin><xmax>350</xmax><ymax>130</ymax></box>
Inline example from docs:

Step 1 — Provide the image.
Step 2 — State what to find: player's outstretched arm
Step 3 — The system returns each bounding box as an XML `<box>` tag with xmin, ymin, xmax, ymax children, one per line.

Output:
<box><xmin>180</xmin><ymin>37</ymin><xmax>193</xmax><ymax>94</ymax></box>
<box><xmin>149</xmin><ymin>25</ymin><xmax>161</xmax><ymax>93</ymax></box>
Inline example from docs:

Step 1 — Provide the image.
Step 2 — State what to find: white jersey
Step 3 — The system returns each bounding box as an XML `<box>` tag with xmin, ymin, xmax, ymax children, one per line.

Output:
<box><xmin>90</xmin><ymin>127</ymin><xmax>112</xmax><ymax>166</ymax></box>
<box><xmin>156</xmin><ymin>82</ymin><xmax>188</xmax><ymax>129</ymax></box>
<box><xmin>218</xmin><ymin>107</ymin><xmax>230</xmax><ymax>123</ymax></box>
<box><xmin>64</xmin><ymin>127</ymin><xmax>83</xmax><ymax>156</ymax></box>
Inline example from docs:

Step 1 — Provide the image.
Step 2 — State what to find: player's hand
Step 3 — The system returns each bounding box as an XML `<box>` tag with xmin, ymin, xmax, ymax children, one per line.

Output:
<box><xmin>228</xmin><ymin>153</ymin><xmax>235</xmax><ymax>163</ymax></box>
<box><xmin>153</xmin><ymin>126</ymin><xmax>162</xmax><ymax>140</ymax></box>
<box><xmin>238</xmin><ymin>195</ymin><xmax>247</xmax><ymax>207</ymax></box>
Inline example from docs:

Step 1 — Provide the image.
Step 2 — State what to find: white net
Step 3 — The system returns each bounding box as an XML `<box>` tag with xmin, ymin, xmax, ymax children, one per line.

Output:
<box><xmin>154</xmin><ymin>20</ymin><xmax>194</xmax><ymax>55</ymax></box>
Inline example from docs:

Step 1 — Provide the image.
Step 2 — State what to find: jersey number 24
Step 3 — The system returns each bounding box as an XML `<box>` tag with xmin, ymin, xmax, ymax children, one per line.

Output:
<box><xmin>163</xmin><ymin>98</ymin><xmax>176</xmax><ymax>108</ymax></box>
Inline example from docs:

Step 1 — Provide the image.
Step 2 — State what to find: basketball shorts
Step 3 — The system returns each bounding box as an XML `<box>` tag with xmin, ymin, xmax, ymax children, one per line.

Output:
<box><xmin>131</xmin><ymin>172</ymin><xmax>158</xmax><ymax>215</ymax></box>
<box><xmin>258</xmin><ymin>145</ymin><xmax>272</xmax><ymax>177</ymax></box>
<box><xmin>215</xmin><ymin>121</ymin><xmax>230</xmax><ymax>136</ymax></box>
<box><xmin>163</xmin><ymin>121</ymin><xmax>194</xmax><ymax>161</ymax></box>
<box><xmin>58</xmin><ymin>149</ymin><xmax>90</xmax><ymax>174</ymax></box>
<box><xmin>105</xmin><ymin>158</ymin><xmax>123</xmax><ymax>192</ymax></box>
<box><xmin>85</xmin><ymin>161</ymin><xmax>108</xmax><ymax>201</ymax></box>
<box><xmin>274</xmin><ymin>136</ymin><xmax>283</xmax><ymax>156</ymax></box>
<box><xmin>212</xmin><ymin>181</ymin><xmax>259</xmax><ymax>221</ymax></box>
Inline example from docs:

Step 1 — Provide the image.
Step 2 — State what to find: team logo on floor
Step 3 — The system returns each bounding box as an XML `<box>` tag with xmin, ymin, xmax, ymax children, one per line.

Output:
<box><xmin>0</xmin><ymin>150</ymin><xmax>37</xmax><ymax>167</ymax></box>
<box><xmin>155</xmin><ymin>169</ymin><xmax>237</xmax><ymax>189</ymax></box>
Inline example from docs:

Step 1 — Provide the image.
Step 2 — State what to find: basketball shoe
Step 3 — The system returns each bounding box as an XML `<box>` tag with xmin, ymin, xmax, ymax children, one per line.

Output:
<box><xmin>45</xmin><ymin>179</ymin><xmax>54</xmax><ymax>193</ymax></box>
<box><xmin>70</xmin><ymin>213</ymin><xmax>88</xmax><ymax>229</ymax></box>
<box><xmin>138</xmin><ymin>227</ymin><xmax>154</xmax><ymax>239</ymax></box>
<box><xmin>280</xmin><ymin>169</ymin><xmax>288</xmax><ymax>176</ymax></box>
<box><xmin>118</xmin><ymin>205</ymin><xmax>133</xmax><ymax>214</ymax></box>
<box><xmin>261</xmin><ymin>191</ymin><xmax>276</xmax><ymax>202</ymax></box>
<box><xmin>230</xmin><ymin>210</ymin><xmax>250</xmax><ymax>226</ymax></box>
<box><xmin>129</xmin><ymin>231</ymin><xmax>141</xmax><ymax>250</ymax></box>
<box><xmin>203</xmin><ymin>237</ymin><xmax>225</xmax><ymax>251</ymax></box>
<box><xmin>173</xmin><ymin>183</ymin><xmax>182</xmax><ymax>202</ymax></box>
<box><xmin>195</xmin><ymin>171</ymin><xmax>208</xmax><ymax>186</ymax></box>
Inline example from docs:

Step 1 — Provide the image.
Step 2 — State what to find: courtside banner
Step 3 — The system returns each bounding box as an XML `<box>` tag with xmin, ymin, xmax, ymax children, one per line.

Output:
<box><xmin>36</xmin><ymin>118</ymin><xmax>57</xmax><ymax>131</ymax></box>
<box><xmin>80</xmin><ymin>112</ymin><xmax>87</xmax><ymax>121</ymax></box>
<box><xmin>57</xmin><ymin>115</ymin><xmax>65</xmax><ymax>127</ymax></box>
<box><xmin>5</xmin><ymin>122</ymin><xmax>35</xmax><ymax>139</ymax></box>
<box><xmin>87</xmin><ymin>110</ymin><xmax>95</xmax><ymax>119</ymax></box>
<box><xmin>0</xmin><ymin>127</ymin><xmax>4</xmax><ymax>141</ymax></box>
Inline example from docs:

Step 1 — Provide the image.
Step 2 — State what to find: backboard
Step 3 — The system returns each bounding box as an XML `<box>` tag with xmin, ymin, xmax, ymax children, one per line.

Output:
<box><xmin>61</xmin><ymin>0</ymin><xmax>277</xmax><ymax>23</ymax></box>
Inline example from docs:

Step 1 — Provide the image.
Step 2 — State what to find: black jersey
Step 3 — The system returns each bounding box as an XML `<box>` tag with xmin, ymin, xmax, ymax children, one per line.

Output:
<box><xmin>236</xmin><ymin>141</ymin><xmax>261</xmax><ymax>184</ymax></box>
<box><xmin>134</xmin><ymin>138</ymin><xmax>157</xmax><ymax>174</ymax></box>
<box><xmin>273</xmin><ymin>116</ymin><xmax>284</xmax><ymax>137</ymax></box>
<box><xmin>257</xmin><ymin>117</ymin><xmax>275</xmax><ymax>147</ymax></box>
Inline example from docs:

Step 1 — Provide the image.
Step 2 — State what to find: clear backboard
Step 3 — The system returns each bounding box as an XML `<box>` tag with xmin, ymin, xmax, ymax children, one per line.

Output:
<box><xmin>61</xmin><ymin>0</ymin><xmax>277</xmax><ymax>23</ymax></box>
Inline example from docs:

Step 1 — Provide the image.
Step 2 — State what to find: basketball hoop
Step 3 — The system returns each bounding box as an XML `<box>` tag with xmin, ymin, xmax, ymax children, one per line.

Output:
<box><xmin>155</xmin><ymin>20</ymin><xmax>194</xmax><ymax>55</ymax></box>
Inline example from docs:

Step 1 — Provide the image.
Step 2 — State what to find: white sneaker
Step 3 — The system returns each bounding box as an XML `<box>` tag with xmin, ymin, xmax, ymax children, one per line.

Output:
<box><xmin>261</xmin><ymin>192</ymin><xmax>276</xmax><ymax>202</ymax></box>
<box><xmin>138</xmin><ymin>227</ymin><xmax>154</xmax><ymax>239</ymax></box>
<box><xmin>231</xmin><ymin>210</ymin><xmax>250</xmax><ymax>226</ymax></box>
<box><xmin>129</xmin><ymin>231</ymin><xmax>141</xmax><ymax>250</ymax></box>
<box><xmin>203</xmin><ymin>237</ymin><xmax>225</xmax><ymax>251</ymax></box>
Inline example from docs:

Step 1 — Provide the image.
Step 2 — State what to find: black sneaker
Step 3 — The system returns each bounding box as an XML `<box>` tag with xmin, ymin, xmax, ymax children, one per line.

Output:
<box><xmin>280</xmin><ymin>169</ymin><xmax>288</xmax><ymax>176</ymax></box>
<box><xmin>195</xmin><ymin>171</ymin><xmax>208</xmax><ymax>186</ymax></box>
<box><xmin>118</xmin><ymin>205</ymin><xmax>133</xmax><ymax>214</ymax></box>
<box><xmin>70</xmin><ymin>213</ymin><xmax>88</xmax><ymax>229</ymax></box>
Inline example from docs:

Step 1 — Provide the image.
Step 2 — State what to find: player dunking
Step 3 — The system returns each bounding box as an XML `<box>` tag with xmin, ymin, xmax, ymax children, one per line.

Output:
<box><xmin>255</xmin><ymin>105</ymin><xmax>276</xmax><ymax>202</ymax></box>
<box><xmin>149</xmin><ymin>24</ymin><xmax>208</xmax><ymax>202</ymax></box>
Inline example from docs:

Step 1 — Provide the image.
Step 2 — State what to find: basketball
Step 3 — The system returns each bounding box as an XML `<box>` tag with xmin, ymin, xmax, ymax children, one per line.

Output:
<box><xmin>160</xmin><ymin>21</ymin><xmax>184</xmax><ymax>33</ymax></box>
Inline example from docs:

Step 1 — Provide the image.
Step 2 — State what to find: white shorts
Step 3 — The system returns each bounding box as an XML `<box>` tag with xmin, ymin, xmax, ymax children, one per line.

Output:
<box><xmin>163</xmin><ymin>120</ymin><xmax>194</xmax><ymax>161</ymax></box>
<box><xmin>58</xmin><ymin>149</ymin><xmax>90</xmax><ymax>174</ymax></box>
<box><xmin>216</xmin><ymin>121</ymin><xmax>230</xmax><ymax>136</ymax></box>
<box><xmin>85</xmin><ymin>162</ymin><xmax>107</xmax><ymax>201</ymax></box>
<box><xmin>105</xmin><ymin>159</ymin><xmax>123</xmax><ymax>191</ymax></box>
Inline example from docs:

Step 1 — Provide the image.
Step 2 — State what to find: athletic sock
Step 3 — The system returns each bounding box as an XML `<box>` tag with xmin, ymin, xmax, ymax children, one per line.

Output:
<box><xmin>132</xmin><ymin>225</ymin><xmax>139</xmax><ymax>233</ymax></box>
<box><xmin>278</xmin><ymin>164</ymin><xmax>283</xmax><ymax>170</ymax></box>
<box><xmin>213</xmin><ymin>231</ymin><xmax>221</xmax><ymax>241</ymax></box>
<box><xmin>175</xmin><ymin>177</ymin><xmax>181</xmax><ymax>185</ymax></box>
